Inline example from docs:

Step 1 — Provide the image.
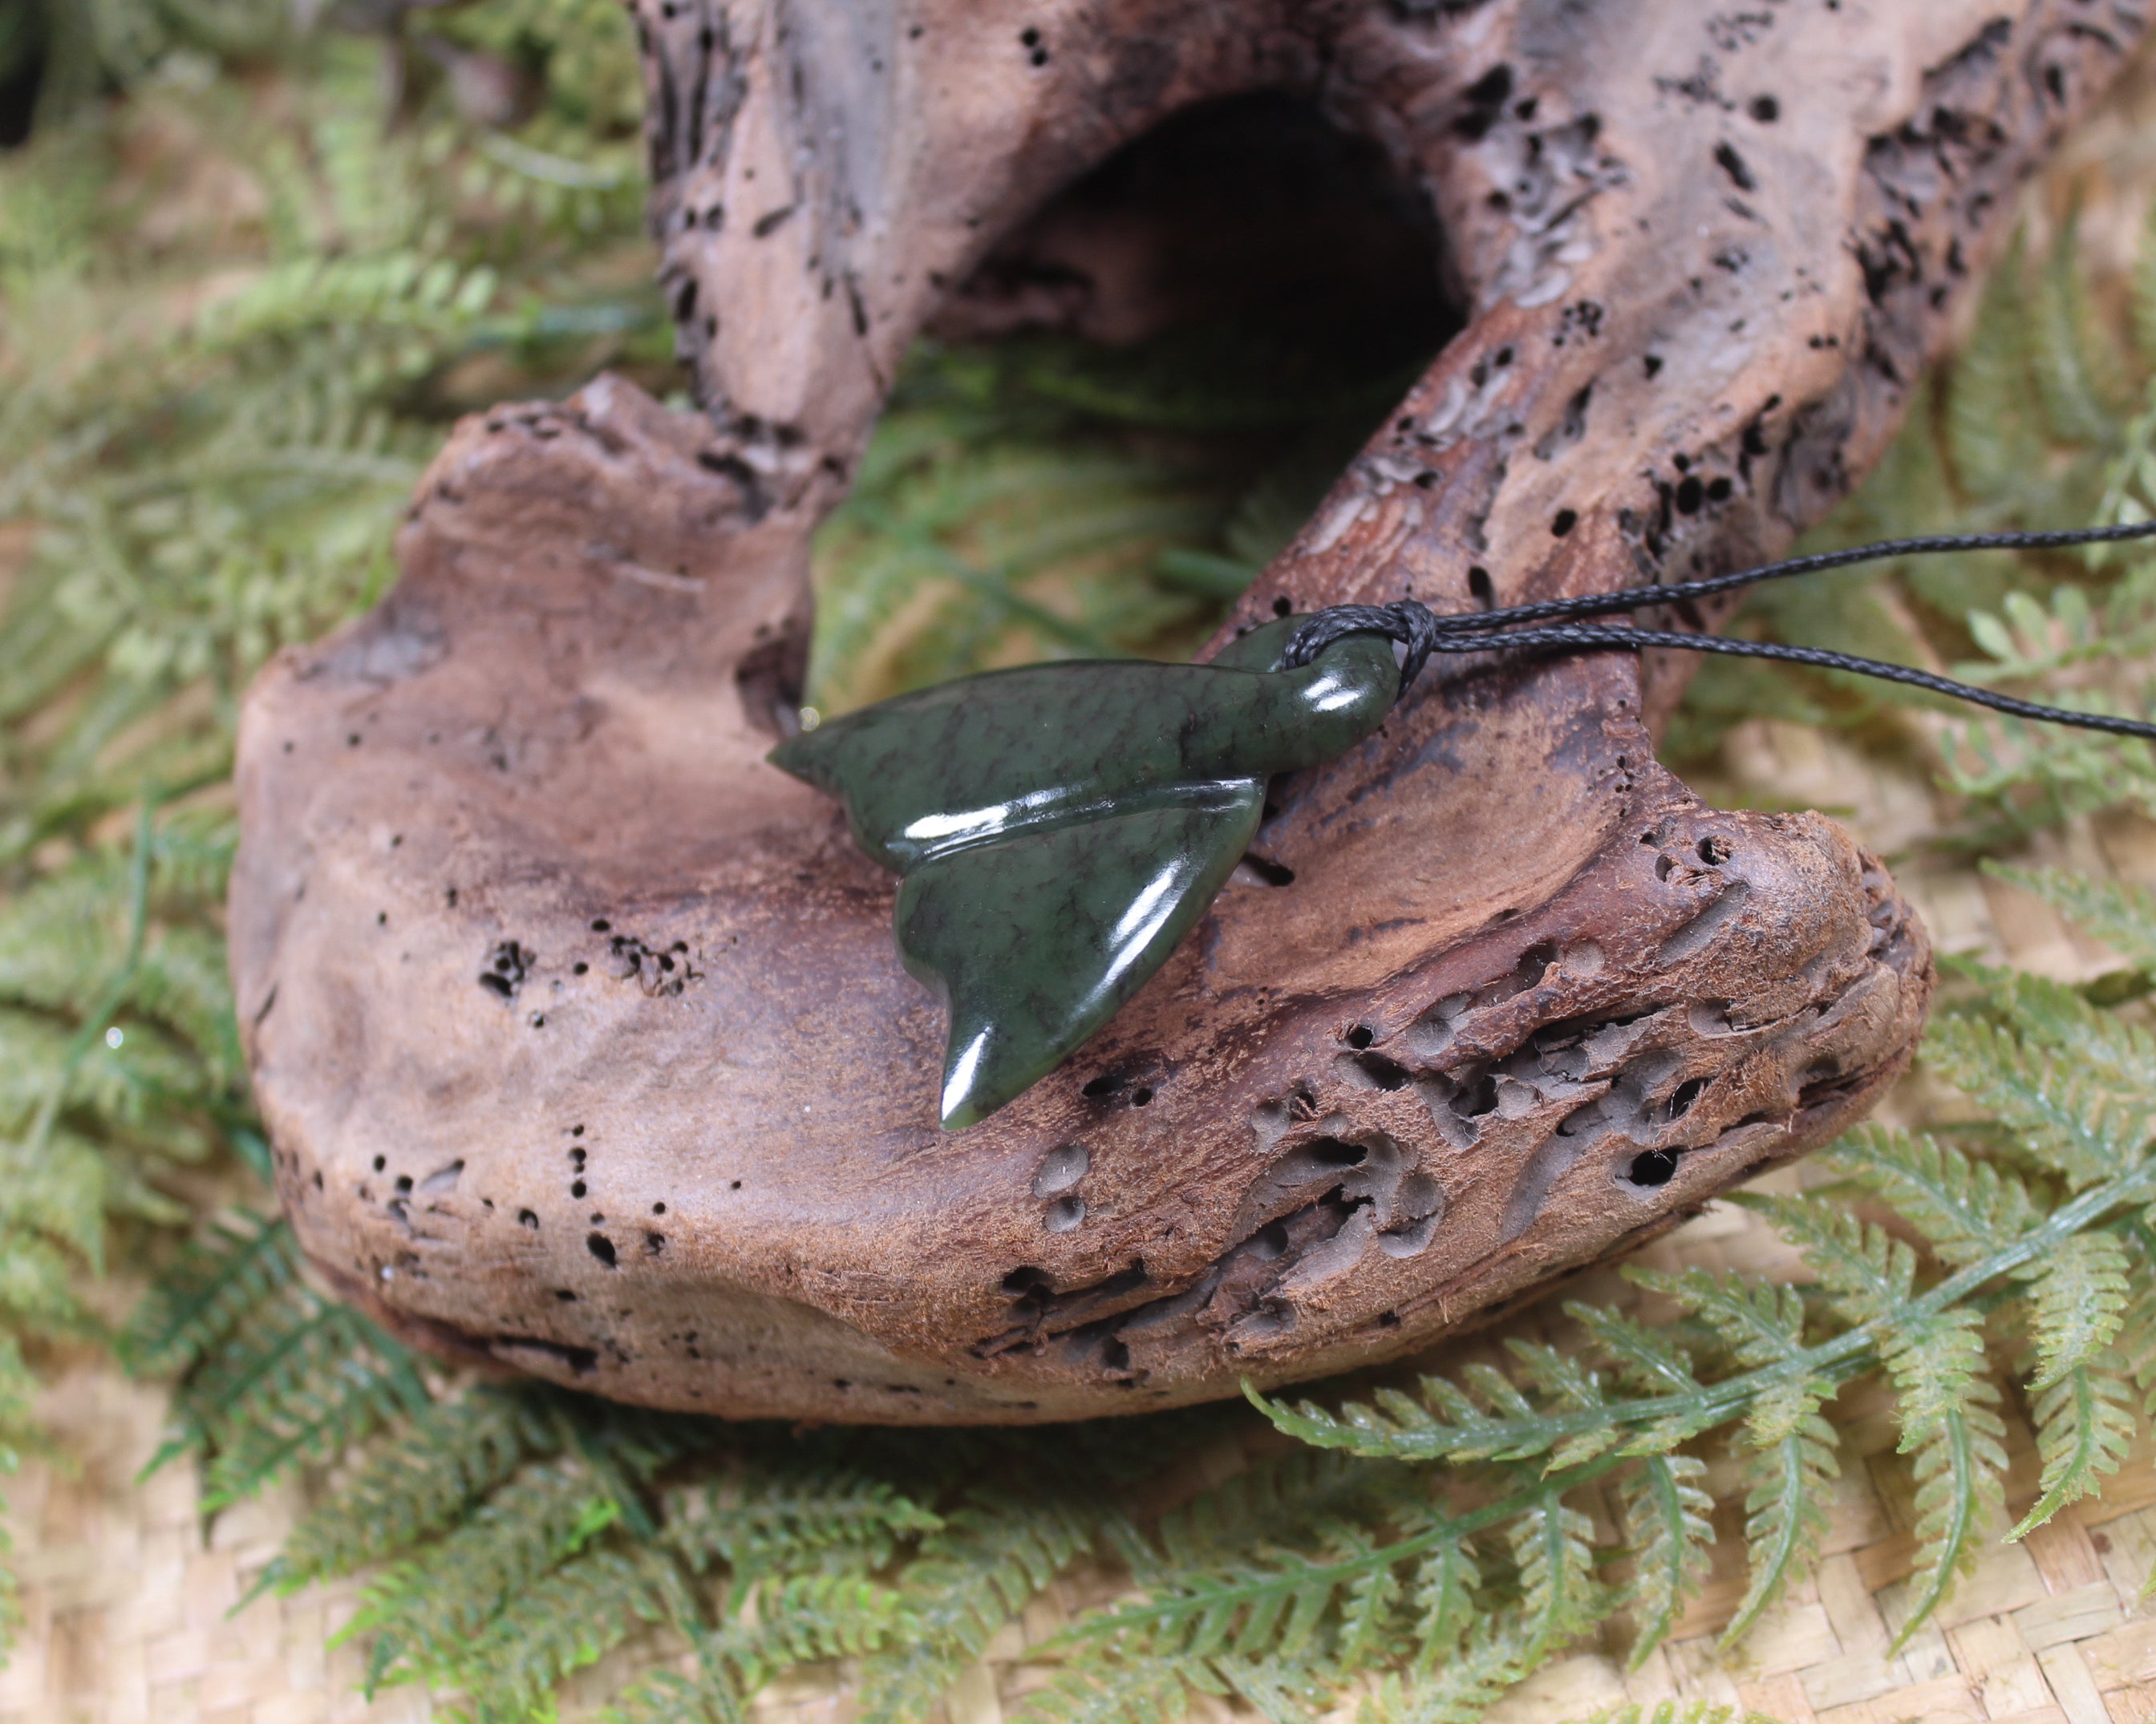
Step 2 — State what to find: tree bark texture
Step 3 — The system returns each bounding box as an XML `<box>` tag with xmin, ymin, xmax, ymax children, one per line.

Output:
<box><xmin>229</xmin><ymin>0</ymin><xmax>2146</xmax><ymax>1421</ymax></box>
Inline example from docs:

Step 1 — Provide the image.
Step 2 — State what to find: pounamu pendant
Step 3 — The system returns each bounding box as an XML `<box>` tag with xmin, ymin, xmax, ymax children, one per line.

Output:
<box><xmin>769</xmin><ymin>618</ymin><xmax>1400</xmax><ymax>1129</ymax></box>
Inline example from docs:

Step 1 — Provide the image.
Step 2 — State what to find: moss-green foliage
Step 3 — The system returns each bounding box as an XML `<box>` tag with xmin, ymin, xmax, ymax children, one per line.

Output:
<box><xmin>0</xmin><ymin>0</ymin><xmax>659</xmax><ymax>1662</ymax></box>
<box><xmin>8</xmin><ymin>4</ymin><xmax>2156</xmax><ymax>1718</ymax></box>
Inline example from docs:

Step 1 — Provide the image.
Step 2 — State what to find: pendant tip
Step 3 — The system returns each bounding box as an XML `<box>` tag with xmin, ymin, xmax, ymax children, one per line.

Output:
<box><xmin>938</xmin><ymin>1028</ymin><xmax>1000</xmax><ymax>1131</ymax></box>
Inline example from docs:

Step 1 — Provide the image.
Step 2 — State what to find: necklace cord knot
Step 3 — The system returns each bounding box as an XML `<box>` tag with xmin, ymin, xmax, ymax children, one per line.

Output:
<box><xmin>1279</xmin><ymin>601</ymin><xmax>1441</xmax><ymax>690</ymax></box>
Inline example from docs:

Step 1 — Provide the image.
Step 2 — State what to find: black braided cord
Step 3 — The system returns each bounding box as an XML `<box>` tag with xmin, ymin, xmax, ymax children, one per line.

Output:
<box><xmin>1429</xmin><ymin>625</ymin><xmax>2156</xmax><ymax>739</ymax></box>
<box><xmin>1278</xmin><ymin>520</ymin><xmax>2156</xmax><ymax>741</ymax></box>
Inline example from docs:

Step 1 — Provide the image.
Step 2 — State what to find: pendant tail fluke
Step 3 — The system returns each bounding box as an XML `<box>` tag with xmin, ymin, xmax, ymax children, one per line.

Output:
<box><xmin>900</xmin><ymin>795</ymin><xmax>1266</xmax><ymax>1129</ymax></box>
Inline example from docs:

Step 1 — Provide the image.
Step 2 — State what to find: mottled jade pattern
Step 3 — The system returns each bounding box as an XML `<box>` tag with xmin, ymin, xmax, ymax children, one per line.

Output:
<box><xmin>769</xmin><ymin>619</ymin><xmax>1400</xmax><ymax>1128</ymax></box>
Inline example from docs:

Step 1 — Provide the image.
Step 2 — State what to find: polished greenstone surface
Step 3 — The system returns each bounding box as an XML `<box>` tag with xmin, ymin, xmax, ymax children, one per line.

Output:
<box><xmin>768</xmin><ymin>618</ymin><xmax>1400</xmax><ymax>1128</ymax></box>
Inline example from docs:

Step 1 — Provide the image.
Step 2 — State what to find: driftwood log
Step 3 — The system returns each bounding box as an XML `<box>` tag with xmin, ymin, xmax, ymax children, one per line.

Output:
<box><xmin>229</xmin><ymin>0</ymin><xmax>2145</xmax><ymax>1422</ymax></box>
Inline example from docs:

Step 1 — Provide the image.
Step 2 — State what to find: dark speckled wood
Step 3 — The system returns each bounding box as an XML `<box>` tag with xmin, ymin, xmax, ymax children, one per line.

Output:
<box><xmin>769</xmin><ymin>618</ymin><xmax>1400</xmax><ymax>1129</ymax></box>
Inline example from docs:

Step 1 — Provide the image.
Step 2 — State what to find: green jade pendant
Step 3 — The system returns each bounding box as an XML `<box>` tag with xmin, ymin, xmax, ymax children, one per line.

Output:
<box><xmin>769</xmin><ymin>618</ymin><xmax>1400</xmax><ymax>1129</ymax></box>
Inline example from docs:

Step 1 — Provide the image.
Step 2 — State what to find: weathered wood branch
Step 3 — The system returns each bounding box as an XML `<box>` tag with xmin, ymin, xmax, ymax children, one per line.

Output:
<box><xmin>231</xmin><ymin>0</ymin><xmax>2145</xmax><ymax>1420</ymax></box>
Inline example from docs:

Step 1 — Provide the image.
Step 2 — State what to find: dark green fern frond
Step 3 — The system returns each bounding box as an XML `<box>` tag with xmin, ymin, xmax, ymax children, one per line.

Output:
<box><xmin>1148</xmin><ymin>1448</ymin><xmax>1407</xmax><ymax>1573</ymax></box>
<box><xmin>1015</xmin><ymin>1652</ymin><xmax>1203</xmax><ymax>1724</ymax></box>
<box><xmin>857</xmin><ymin>1490</ymin><xmax>1102</xmax><ymax>1722</ymax></box>
<box><xmin>1964</xmin><ymin>964</ymin><xmax>2156</xmax><ymax>1104</ymax></box>
<box><xmin>1255</xmin><ymin>1283</ymin><xmax>1729</xmax><ymax>1471</ymax></box>
<box><xmin>2028</xmin><ymin>217</ymin><xmax>2130</xmax><ymax>451</ymax></box>
<box><xmin>1505</xmin><ymin>1341</ymin><xmax>1624</xmax><ymax>1469</ymax></box>
<box><xmin>268</xmin><ymin>1385</ymin><xmax>559</xmax><ymax>1591</ymax></box>
<box><xmin>438</xmin><ymin>1542</ymin><xmax>683</xmax><ymax>1724</ymax></box>
<box><xmin>2113</xmin><ymin>1232</ymin><xmax>2156</xmax><ymax>1404</ymax></box>
<box><xmin>2000</xmin><ymin>1225</ymin><xmax>2139</xmax><ymax>1537</ymax></box>
<box><xmin>1633</xmin><ymin>1265</ymin><xmax>1808</xmax><ymax>1370</ymax></box>
<box><xmin>117</xmin><ymin>1211</ymin><xmax>296</xmax><ymax>1378</ymax></box>
<box><xmin>1507</xmin><ymin>1492</ymin><xmax>1605</xmax><ymax>1658</ymax></box>
<box><xmin>1947</xmin><ymin>238</ymin><xmax>2056</xmax><ymax>509</ymax></box>
<box><xmin>1729</xmin><ymin>1194</ymin><xmax>2010</xmax><ymax>1640</ymax></box>
<box><xmin>1581</xmin><ymin>1705</ymin><xmax>1785</xmax><ymax>1724</ymax></box>
<box><xmin>599</xmin><ymin>1666</ymin><xmax>739</xmax><ymax>1724</ymax></box>
<box><xmin>345</xmin><ymin>1459</ymin><xmax>626</xmax><ymax>1689</ymax></box>
<box><xmin>663</xmin><ymin>1458</ymin><xmax>942</xmax><ymax>1589</ymax></box>
<box><xmin>713</xmin><ymin>1571</ymin><xmax>917</xmax><ymax>1694</ymax></box>
<box><xmin>1406</xmin><ymin>1538</ymin><xmax>1480</xmax><ymax>1670</ymax></box>
<box><xmin>1935</xmin><ymin>711</ymin><xmax>2156</xmax><ymax>837</ymax></box>
<box><xmin>1365</xmin><ymin>1625</ymin><xmax>1527</xmax><ymax>1724</ymax></box>
<box><xmin>191</xmin><ymin>1301</ymin><xmax>432</xmax><ymax>1508</ymax></box>
<box><xmin>1254</xmin><ymin>1359</ymin><xmax>1596</xmax><ymax>1467</ymax></box>
<box><xmin>1732</xmin><ymin>1197</ymin><xmax>1913</xmax><ymax>1325</ymax></box>
<box><xmin>1360</xmin><ymin>1505</ymin><xmax>1601</xmax><ymax>1724</ymax></box>
<box><xmin>1047</xmin><ymin>1452</ymin><xmax>1625</xmax><ymax>1718</ymax></box>
<box><xmin>605</xmin><ymin>1572</ymin><xmax>915</xmax><ymax>1724</ymax></box>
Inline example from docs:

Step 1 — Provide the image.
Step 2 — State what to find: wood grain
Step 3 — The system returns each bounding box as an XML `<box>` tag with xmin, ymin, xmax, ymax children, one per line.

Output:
<box><xmin>229</xmin><ymin>0</ymin><xmax>2143</xmax><ymax>1420</ymax></box>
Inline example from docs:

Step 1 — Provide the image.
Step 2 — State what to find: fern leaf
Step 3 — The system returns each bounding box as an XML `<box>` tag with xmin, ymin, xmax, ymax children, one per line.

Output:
<box><xmin>1947</xmin><ymin>236</ymin><xmax>2052</xmax><ymax>506</ymax></box>
<box><xmin>1250</xmin><ymin>1370</ymin><xmax>1584</xmax><ymax>1466</ymax></box>
<box><xmin>1150</xmin><ymin>1449</ymin><xmax>1397</xmax><ymax>1575</ymax></box>
<box><xmin>1407</xmin><ymin>1540</ymin><xmax>1481</xmax><ymax>1669</ymax></box>
<box><xmin>1924</xmin><ymin>1012</ymin><xmax>2151</xmax><ymax>1187</ymax></box>
<box><xmin>343</xmin><ymin>1461</ymin><xmax>625</xmax><ymax>1686</ymax></box>
<box><xmin>1579</xmin><ymin>1705</ymin><xmax>1784</xmax><ymax>1724</ymax></box>
<box><xmin>2114</xmin><ymin>1237</ymin><xmax>2156</xmax><ymax>1403</ymax></box>
<box><xmin>1504</xmin><ymin>1341</ymin><xmax>1619</xmax><ymax>1467</ymax></box>
<box><xmin>856</xmin><ymin>1491</ymin><xmax>1098</xmax><ymax>1722</ymax></box>
<box><xmin>1509</xmin><ymin>1494</ymin><xmax>1603</xmax><ymax>1658</ymax></box>
<box><xmin>2030</xmin><ymin>218</ymin><xmax>2127</xmax><ymax>448</ymax></box>
<box><xmin>2013</xmin><ymin>1363</ymin><xmax>2138</xmax><ymax>1538</ymax></box>
<box><xmin>2019</xmin><ymin>1228</ymin><xmax>2134</xmax><ymax>1388</ymax></box>
<box><xmin>1966</xmin><ymin>961</ymin><xmax>2156</xmax><ymax>1101</ymax></box>
<box><xmin>1364</xmin><ymin>1616</ymin><xmax>1538</xmax><ymax>1724</ymax></box>
<box><xmin>1217</xmin><ymin>1655</ymin><xmax>1332</xmax><ymax>1722</ymax></box>
<box><xmin>729</xmin><ymin>1570</ymin><xmax>914</xmax><ymax>1687</ymax></box>
<box><xmin>1731</xmin><ymin>1196</ymin><xmax>1914</xmax><ymax>1325</ymax></box>
<box><xmin>1016</xmin><ymin>1653</ymin><xmax>1201</xmax><ymax>1723</ymax></box>
<box><xmin>1619</xmin><ymin>1455</ymin><xmax>1714</xmax><ymax>1665</ymax></box>
<box><xmin>1722</xmin><ymin>1408</ymin><xmax>1838</xmax><ymax>1648</ymax></box>
<box><xmin>1822</xmin><ymin>1125</ymin><xmax>2043</xmax><ymax>1264</ymax></box>
<box><xmin>1629</xmin><ymin>1265</ymin><xmax>1810</xmax><ymax>1366</ymax></box>
<box><xmin>1566</xmin><ymin>1304</ymin><xmax>1700</xmax><ymax>1398</ymax></box>
<box><xmin>663</xmin><ymin>1459</ymin><xmax>940</xmax><ymax>1587</ymax></box>
<box><xmin>601</xmin><ymin>1571</ymin><xmax>914</xmax><ymax>1724</ymax></box>
<box><xmin>442</xmin><ymin>1542</ymin><xmax>680</xmax><ymax>1724</ymax></box>
<box><xmin>1330</xmin><ymin>1540</ymin><xmax>1402</xmax><ymax>1673</ymax></box>
<box><xmin>602</xmin><ymin>1666</ymin><xmax>742</xmax><ymax>1724</ymax></box>
<box><xmin>270</xmin><ymin>1386</ymin><xmax>557</xmax><ymax>1588</ymax></box>
<box><xmin>197</xmin><ymin>1310</ymin><xmax>432</xmax><ymax>1508</ymax></box>
<box><xmin>1882</xmin><ymin>1305</ymin><xmax>2008</xmax><ymax>1642</ymax></box>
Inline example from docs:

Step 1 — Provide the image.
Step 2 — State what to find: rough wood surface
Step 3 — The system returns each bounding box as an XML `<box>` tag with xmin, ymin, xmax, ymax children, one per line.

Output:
<box><xmin>230</xmin><ymin>0</ymin><xmax>2144</xmax><ymax>1422</ymax></box>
